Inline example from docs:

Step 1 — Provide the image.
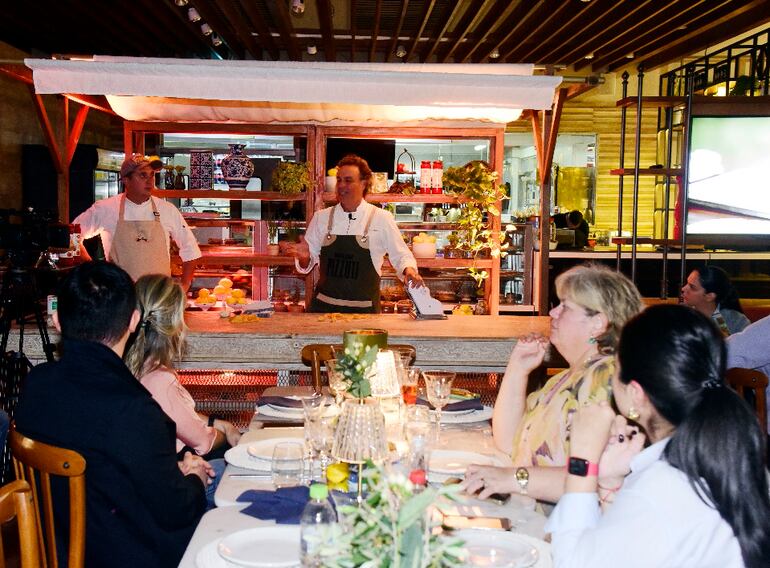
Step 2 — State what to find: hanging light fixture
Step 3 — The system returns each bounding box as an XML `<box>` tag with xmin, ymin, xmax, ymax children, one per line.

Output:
<box><xmin>174</xmin><ymin>0</ymin><xmax>188</xmax><ymax>6</ymax></box>
<box><xmin>187</xmin><ymin>7</ymin><xmax>201</xmax><ymax>22</ymax></box>
<box><xmin>584</xmin><ymin>53</ymin><xmax>594</xmax><ymax>60</ymax></box>
<box><xmin>307</xmin><ymin>45</ymin><xmax>317</xmax><ymax>55</ymax></box>
<box><xmin>489</xmin><ymin>48</ymin><xmax>500</xmax><ymax>59</ymax></box>
<box><xmin>291</xmin><ymin>0</ymin><xmax>305</xmax><ymax>15</ymax></box>
<box><xmin>212</xmin><ymin>33</ymin><xmax>223</xmax><ymax>47</ymax></box>
<box><xmin>201</xmin><ymin>23</ymin><xmax>213</xmax><ymax>36</ymax></box>
<box><xmin>396</xmin><ymin>45</ymin><xmax>407</xmax><ymax>58</ymax></box>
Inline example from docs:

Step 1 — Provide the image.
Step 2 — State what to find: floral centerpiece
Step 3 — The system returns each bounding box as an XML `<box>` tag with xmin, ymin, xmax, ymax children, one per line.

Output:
<box><xmin>334</xmin><ymin>342</ymin><xmax>378</xmax><ymax>398</ymax></box>
<box><xmin>319</xmin><ymin>468</ymin><xmax>465</xmax><ymax>568</ymax></box>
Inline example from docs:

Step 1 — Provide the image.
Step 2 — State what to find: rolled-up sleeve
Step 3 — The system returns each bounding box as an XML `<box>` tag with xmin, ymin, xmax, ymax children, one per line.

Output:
<box><xmin>166</xmin><ymin>208</ymin><xmax>201</xmax><ymax>262</ymax></box>
<box><xmin>295</xmin><ymin>210</ymin><xmax>325</xmax><ymax>274</ymax></box>
<box><xmin>379</xmin><ymin>210</ymin><xmax>416</xmax><ymax>280</ymax></box>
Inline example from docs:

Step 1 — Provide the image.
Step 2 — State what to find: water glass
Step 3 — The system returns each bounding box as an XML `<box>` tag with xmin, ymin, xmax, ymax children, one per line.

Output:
<box><xmin>306</xmin><ymin>414</ymin><xmax>336</xmax><ymax>481</ymax></box>
<box><xmin>400</xmin><ymin>366</ymin><xmax>420</xmax><ymax>406</ymax></box>
<box><xmin>271</xmin><ymin>442</ymin><xmax>304</xmax><ymax>488</ymax></box>
<box><xmin>404</xmin><ymin>405</ymin><xmax>432</xmax><ymax>470</ymax></box>
<box><xmin>423</xmin><ymin>371</ymin><xmax>455</xmax><ymax>430</ymax></box>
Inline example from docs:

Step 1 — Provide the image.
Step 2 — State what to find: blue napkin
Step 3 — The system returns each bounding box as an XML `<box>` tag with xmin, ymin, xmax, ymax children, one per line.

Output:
<box><xmin>416</xmin><ymin>397</ymin><xmax>484</xmax><ymax>412</ymax></box>
<box><xmin>256</xmin><ymin>396</ymin><xmax>303</xmax><ymax>409</ymax></box>
<box><xmin>237</xmin><ymin>486</ymin><xmax>309</xmax><ymax>524</ymax></box>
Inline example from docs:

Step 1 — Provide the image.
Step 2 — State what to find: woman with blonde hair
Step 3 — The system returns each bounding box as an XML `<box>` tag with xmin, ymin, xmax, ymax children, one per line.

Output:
<box><xmin>464</xmin><ymin>263</ymin><xmax>643</xmax><ymax>504</ymax></box>
<box><xmin>125</xmin><ymin>274</ymin><xmax>241</xmax><ymax>506</ymax></box>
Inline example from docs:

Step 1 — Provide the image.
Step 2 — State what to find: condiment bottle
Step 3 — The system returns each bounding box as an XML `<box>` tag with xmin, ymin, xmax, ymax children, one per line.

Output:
<box><xmin>432</xmin><ymin>160</ymin><xmax>443</xmax><ymax>194</ymax></box>
<box><xmin>419</xmin><ymin>160</ymin><xmax>432</xmax><ymax>194</ymax></box>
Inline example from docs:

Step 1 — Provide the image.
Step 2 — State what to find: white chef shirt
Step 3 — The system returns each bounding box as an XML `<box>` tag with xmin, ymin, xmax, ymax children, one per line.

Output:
<box><xmin>545</xmin><ymin>438</ymin><xmax>744</xmax><ymax>568</ymax></box>
<box><xmin>73</xmin><ymin>194</ymin><xmax>202</xmax><ymax>262</ymax></box>
<box><xmin>296</xmin><ymin>201</ymin><xmax>417</xmax><ymax>280</ymax></box>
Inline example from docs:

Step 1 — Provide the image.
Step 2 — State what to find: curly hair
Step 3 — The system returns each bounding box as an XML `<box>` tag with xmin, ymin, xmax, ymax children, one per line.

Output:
<box><xmin>336</xmin><ymin>154</ymin><xmax>373</xmax><ymax>194</ymax></box>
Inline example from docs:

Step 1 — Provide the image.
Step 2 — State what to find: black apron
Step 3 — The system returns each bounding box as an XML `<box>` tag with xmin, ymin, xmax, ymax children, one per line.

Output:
<box><xmin>309</xmin><ymin>207</ymin><xmax>381</xmax><ymax>313</ymax></box>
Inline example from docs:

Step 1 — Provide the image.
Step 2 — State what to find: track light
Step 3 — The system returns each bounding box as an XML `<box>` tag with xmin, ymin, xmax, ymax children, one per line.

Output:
<box><xmin>212</xmin><ymin>33</ymin><xmax>223</xmax><ymax>47</ymax></box>
<box><xmin>307</xmin><ymin>45</ymin><xmax>317</xmax><ymax>55</ymax></box>
<box><xmin>291</xmin><ymin>0</ymin><xmax>305</xmax><ymax>15</ymax></box>
<box><xmin>584</xmin><ymin>53</ymin><xmax>594</xmax><ymax>60</ymax></box>
<box><xmin>187</xmin><ymin>7</ymin><xmax>200</xmax><ymax>22</ymax></box>
<box><xmin>201</xmin><ymin>23</ymin><xmax>213</xmax><ymax>36</ymax></box>
<box><xmin>174</xmin><ymin>0</ymin><xmax>188</xmax><ymax>6</ymax></box>
<box><xmin>396</xmin><ymin>45</ymin><xmax>406</xmax><ymax>58</ymax></box>
<box><xmin>489</xmin><ymin>48</ymin><xmax>500</xmax><ymax>59</ymax></box>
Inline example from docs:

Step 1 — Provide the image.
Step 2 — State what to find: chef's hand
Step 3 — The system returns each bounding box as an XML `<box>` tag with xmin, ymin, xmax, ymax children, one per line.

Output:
<box><xmin>282</xmin><ymin>236</ymin><xmax>311</xmax><ymax>268</ymax></box>
<box><xmin>404</xmin><ymin>267</ymin><xmax>424</xmax><ymax>288</ymax></box>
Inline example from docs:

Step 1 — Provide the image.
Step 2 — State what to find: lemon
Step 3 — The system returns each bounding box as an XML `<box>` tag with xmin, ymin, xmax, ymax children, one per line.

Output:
<box><xmin>218</xmin><ymin>278</ymin><xmax>233</xmax><ymax>289</ymax></box>
<box><xmin>225</xmin><ymin>296</ymin><xmax>237</xmax><ymax>305</ymax></box>
<box><xmin>326</xmin><ymin>463</ymin><xmax>349</xmax><ymax>491</ymax></box>
<box><xmin>213</xmin><ymin>285</ymin><xmax>227</xmax><ymax>296</ymax></box>
<box><xmin>327</xmin><ymin>167</ymin><xmax>338</xmax><ymax>176</ymax></box>
<box><xmin>231</xmin><ymin>289</ymin><xmax>245</xmax><ymax>298</ymax></box>
<box><xmin>197</xmin><ymin>288</ymin><xmax>210</xmax><ymax>298</ymax></box>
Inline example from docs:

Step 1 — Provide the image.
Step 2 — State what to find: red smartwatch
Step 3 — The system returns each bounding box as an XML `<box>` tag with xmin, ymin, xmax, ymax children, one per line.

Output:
<box><xmin>568</xmin><ymin>457</ymin><xmax>599</xmax><ymax>477</ymax></box>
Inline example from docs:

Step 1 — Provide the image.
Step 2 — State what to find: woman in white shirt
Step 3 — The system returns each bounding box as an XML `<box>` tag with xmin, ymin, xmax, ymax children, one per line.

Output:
<box><xmin>546</xmin><ymin>304</ymin><xmax>770</xmax><ymax>568</ymax></box>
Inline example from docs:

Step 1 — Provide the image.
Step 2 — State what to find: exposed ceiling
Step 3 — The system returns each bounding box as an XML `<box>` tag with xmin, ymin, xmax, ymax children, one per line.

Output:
<box><xmin>2</xmin><ymin>1</ymin><xmax>770</xmax><ymax>73</ymax></box>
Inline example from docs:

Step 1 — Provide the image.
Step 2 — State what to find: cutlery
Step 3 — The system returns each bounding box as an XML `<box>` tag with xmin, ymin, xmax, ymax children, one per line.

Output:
<box><xmin>228</xmin><ymin>473</ymin><xmax>272</xmax><ymax>478</ymax></box>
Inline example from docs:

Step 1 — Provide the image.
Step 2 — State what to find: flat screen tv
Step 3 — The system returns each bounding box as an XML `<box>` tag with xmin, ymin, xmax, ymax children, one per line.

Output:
<box><xmin>686</xmin><ymin>116</ymin><xmax>770</xmax><ymax>249</ymax></box>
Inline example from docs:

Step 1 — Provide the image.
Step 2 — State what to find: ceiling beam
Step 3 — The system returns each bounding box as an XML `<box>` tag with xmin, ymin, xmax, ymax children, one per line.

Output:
<box><xmin>369</xmin><ymin>0</ymin><xmax>383</xmax><ymax>62</ymax></box>
<box><xmin>238</xmin><ymin>0</ymin><xmax>280</xmax><ymax>60</ymax></box>
<box><xmin>628</xmin><ymin>0</ymin><xmax>770</xmax><ymax>72</ymax></box>
<box><xmin>272</xmin><ymin>0</ymin><xmax>302</xmax><ymax>61</ymax></box>
<box><xmin>148</xmin><ymin>0</ymin><xmax>207</xmax><ymax>55</ymax></box>
<box><xmin>514</xmin><ymin>0</ymin><xmax>596</xmax><ymax>63</ymax></box>
<box><xmin>405</xmin><ymin>0</ymin><xmax>437</xmax><ymax>62</ymax></box>
<box><xmin>216</xmin><ymin>0</ymin><xmax>263</xmax><ymax>59</ymax></box>
<box><xmin>350</xmin><ymin>0</ymin><xmax>358</xmax><ymax>61</ymax></box>
<box><xmin>385</xmin><ymin>0</ymin><xmax>410</xmax><ymax>63</ymax></box>
<box><xmin>472</xmin><ymin>1</ymin><xmax>543</xmax><ymax>63</ymax></box>
<box><xmin>316</xmin><ymin>0</ymin><xmax>337</xmax><ymax>61</ymax></box>
<box><xmin>130</xmin><ymin>0</ymin><xmax>191</xmax><ymax>57</ymax></box>
<box><xmin>500</xmin><ymin>1</ymin><xmax>573</xmax><ymax>62</ymax></box>
<box><xmin>453</xmin><ymin>0</ymin><xmax>511</xmax><ymax>63</ymax></box>
<box><xmin>192</xmin><ymin>0</ymin><xmax>247</xmax><ymax>58</ymax></box>
<box><xmin>420</xmin><ymin>0</ymin><xmax>464</xmax><ymax>63</ymax></box>
<box><xmin>163</xmin><ymin>0</ymin><xmax>228</xmax><ymax>59</ymax></box>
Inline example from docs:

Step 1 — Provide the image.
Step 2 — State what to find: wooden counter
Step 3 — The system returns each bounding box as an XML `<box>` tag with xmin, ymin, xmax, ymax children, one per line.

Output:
<box><xmin>11</xmin><ymin>313</ymin><xmax>552</xmax><ymax>372</ymax></box>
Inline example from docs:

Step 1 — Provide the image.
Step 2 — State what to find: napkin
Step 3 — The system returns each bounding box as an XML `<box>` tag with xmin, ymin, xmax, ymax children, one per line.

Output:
<box><xmin>256</xmin><ymin>396</ymin><xmax>303</xmax><ymax>409</ymax></box>
<box><xmin>237</xmin><ymin>486</ymin><xmax>309</xmax><ymax>524</ymax></box>
<box><xmin>416</xmin><ymin>397</ymin><xmax>484</xmax><ymax>412</ymax></box>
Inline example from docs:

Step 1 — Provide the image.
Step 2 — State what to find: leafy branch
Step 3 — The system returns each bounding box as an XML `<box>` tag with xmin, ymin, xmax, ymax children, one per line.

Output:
<box><xmin>334</xmin><ymin>343</ymin><xmax>378</xmax><ymax>399</ymax></box>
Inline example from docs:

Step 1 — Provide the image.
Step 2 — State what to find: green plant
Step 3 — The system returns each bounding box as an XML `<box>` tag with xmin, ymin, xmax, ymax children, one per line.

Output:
<box><xmin>334</xmin><ymin>342</ymin><xmax>378</xmax><ymax>398</ymax></box>
<box><xmin>442</xmin><ymin>161</ymin><xmax>509</xmax><ymax>282</ymax></box>
<box><xmin>271</xmin><ymin>161</ymin><xmax>311</xmax><ymax>195</ymax></box>
<box><xmin>284</xmin><ymin>220</ymin><xmax>303</xmax><ymax>243</ymax></box>
<box><xmin>318</xmin><ymin>468</ymin><xmax>465</xmax><ymax>567</ymax></box>
<box><xmin>266</xmin><ymin>220</ymin><xmax>279</xmax><ymax>243</ymax></box>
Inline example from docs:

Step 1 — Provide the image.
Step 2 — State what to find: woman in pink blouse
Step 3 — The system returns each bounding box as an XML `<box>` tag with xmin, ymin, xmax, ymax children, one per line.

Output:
<box><xmin>125</xmin><ymin>274</ymin><xmax>241</xmax><ymax>506</ymax></box>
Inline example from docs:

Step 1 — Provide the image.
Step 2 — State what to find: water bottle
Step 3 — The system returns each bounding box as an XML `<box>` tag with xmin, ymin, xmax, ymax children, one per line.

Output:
<box><xmin>300</xmin><ymin>483</ymin><xmax>337</xmax><ymax>567</ymax></box>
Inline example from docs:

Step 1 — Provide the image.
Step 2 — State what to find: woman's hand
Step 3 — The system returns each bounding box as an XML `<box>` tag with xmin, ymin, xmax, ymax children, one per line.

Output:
<box><xmin>214</xmin><ymin>419</ymin><xmax>242</xmax><ymax>447</ymax></box>
<box><xmin>569</xmin><ymin>401</ymin><xmax>616</xmax><ymax>463</ymax></box>
<box><xmin>462</xmin><ymin>465</ymin><xmax>518</xmax><ymax>500</ymax></box>
<box><xmin>598</xmin><ymin>415</ymin><xmax>646</xmax><ymax>487</ymax></box>
<box><xmin>507</xmin><ymin>334</ymin><xmax>549</xmax><ymax>377</ymax></box>
<box><xmin>178</xmin><ymin>453</ymin><xmax>215</xmax><ymax>486</ymax></box>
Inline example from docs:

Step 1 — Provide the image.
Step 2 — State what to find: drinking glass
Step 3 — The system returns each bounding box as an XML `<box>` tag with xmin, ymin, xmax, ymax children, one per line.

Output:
<box><xmin>271</xmin><ymin>442</ymin><xmax>304</xmax><ymax>488</ymax></box>
<box><xmin>400</xmin><ymin>366</ymin><xmax>420</xmax><ymax>406</ymax></box>
<box><xmin>307</xmin><ymin>414</ymin><xmax>336</xmax><ymax>481</ymax></box>
<box><xmin>326</xmin><ymin>359</ymin><xmax>347</xmax><ymax>405</ymax></box>
<box><xmin>404</xmin><ymin>405</ymin><xmax>432</xmax><ymax>470</ymax></box>
<box><xmin>423</xmin><ymin>371</ymin><xmax>455</xmax><ymax>430</ymax></box>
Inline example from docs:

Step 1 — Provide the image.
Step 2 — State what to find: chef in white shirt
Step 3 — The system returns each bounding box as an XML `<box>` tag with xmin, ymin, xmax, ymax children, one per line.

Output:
<box><xmin>283</xmin><ymin>154</ymin><xmax>423</xmax><ymax>313</ymax></box>
<box><xmin>74</xmin><ymin>155</ymin><xmax>201</xmax><ymax>293</ymax></box>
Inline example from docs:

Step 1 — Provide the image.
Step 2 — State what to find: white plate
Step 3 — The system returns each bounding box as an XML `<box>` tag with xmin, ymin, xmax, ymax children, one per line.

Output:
<box><xmin>439</xmin><ymin>407</ymin><xmax>477</xmax><ymax>416</ymax></box>
<box><xmin>440</xmin><ymin>406</ymin><xmax>493</xmax><ymax>424</ymax></box>
<box><xmin>217</xmin><ymin>526</ymin><xmax>301</xmax><ymax>568</ymax></box>
<box><xmin>429</xmin><ymin>450</ymin><xmax>501</xmax><ymax>475</ymax></box>
<box><xmin>196</xmin><ymin>538</ymin><xmax>228</xmax><ymax>568</ymax></box>
<box><xmin>454</xmin><ymin>529</ymin><xmax>544</xmax><ymax>568</ymax></box>
<box><xmin>245</xmin><ymin>438</ymin><xmax>305</xmax><ymax>461</ymax></box>
<box><xmin>267</xmin><ymin>404</ymin><xmax>305</xmax><ymax>416</ymax></box>
<box><xmin>223</xmin><ymin>445</ymin><xmax>271</xmax><ymax>471</ymax></box>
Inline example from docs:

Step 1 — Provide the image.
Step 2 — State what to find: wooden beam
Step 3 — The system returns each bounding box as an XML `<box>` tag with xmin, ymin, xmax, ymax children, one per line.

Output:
<box><xmin>530</xmin><ymin>111</ymin><xmax>543</xmax><ymax>183</ymax></box>
<box><xmin>350</xmin><ymin>0</ymin><xmax>358</xmax><ymax>61</ymax></box>
<box><xmin>63</xmin><ymin>94</ymin><xmax>117</xmax><ymax>116</ymax></box>
<box><xmin>0</xmin><ymin>63</ymin><xmax>32</xmax><ymax>84</ymax></box>
<box><xmin>405</xmin><ymin>0</ymin><xmax>437</xmax><ymax>62</ymax></box>
<box><xmin>193</xmin><ymin>0</ymin><xmax>247</xmax><ymax>59</ymax></box>
<box><xmin>217</xmin><ymin>0</ymin><xmax>263</xmax><ymax>59</ymax></box>
<box><xmin>369</xmin><ymin>0</ymin><xmax>383</xmax><ymax>62</ymax></box>
<box><xmin>540</xmin><ymin>88</ymin><xmax>567</xmax><ymax>187</ymax></box>
<box><xmin>239</xmin><ymin>0</ymin><xmax>280</xmax><ymax>60</ymax></box>
<box><xmin>455</xmin><ymin>0</ymin><xmax>513</xmax><ymax>63</ymax></box>
<box><xmin>500</xmin><ymin>1</ymin><xmax>572</xmax><ymax>62</ymax></box>
<box><xmin>472</xmin><ymin>1</ymin><xmax>543</xmax><ymax>63</ymax></box>
<box><xmin>147</xmin><ymin>0</ymin><xmax>205</xmax><ymax>55</ymax></box>
<box><xmin>66</xmin><ymin>105</ymin><xmax>90</xmax><ymax>167</ymax></box>
<box><xmin>316</xmin><ymin>0</ymin><xmax>337</xmax><ymax>61</ymax></box>
<box><xmin>385</xmin><ymin>0</ymin><xmax>409</xmax><ymax>63</ymax></box>
<box><xmin>272</xmin><ymin>0</ymin><xmax>302</xmax><ymax>61</ymax></box>
<box><xmin>163</xmin><ymin>0</ymin><xmax>228</xmax><ymax>59</ymax></box>
<box><xmin>420</xmin><ymin>0</ymin><xmax>464</xmax><ymax>63</ymax></box>
<box><xmin>438</xmin><ymin>0</ymin><xmax>487</xmax><ymax>63</ymax></box>
<box><xmin>27</xmin><ymin>86</ymin><xmax>63</xmax><ymax>174</ymax></box>
<box><xmin>514</xmin><ymin>0</ymin><xmax>596</xmax><ymax>63</ymax></box>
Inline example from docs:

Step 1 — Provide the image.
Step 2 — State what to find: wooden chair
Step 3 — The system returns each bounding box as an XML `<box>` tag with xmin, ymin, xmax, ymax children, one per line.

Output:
<box><xmin>0</xmin><ymin>479</ymin><xmax>42</xmax><ymax>567</ymax></box>
<box><xmin>300</xmin><ymin>343</ymin><xmax>417</xmax><ymax>393</ymax></box>
<box><xmin>10</xmin><ymin>425</ymin><xmax>86</xmax><ymax>568</ymax></box>
<box><xmin>726</xmin><ymin>368</ymin><xmax>768</xmax><ymax>429</ymax></box>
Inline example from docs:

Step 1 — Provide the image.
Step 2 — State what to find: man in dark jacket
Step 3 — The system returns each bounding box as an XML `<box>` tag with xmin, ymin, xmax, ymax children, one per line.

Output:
<box><xmin>15</xmin><ymin>261</ymin><xmax>209</xmax><ymax>567</ymax></box>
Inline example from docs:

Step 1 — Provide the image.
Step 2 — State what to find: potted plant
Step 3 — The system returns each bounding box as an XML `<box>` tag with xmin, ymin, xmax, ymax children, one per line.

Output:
<box><xmin>277</xmin><ymin>220</ymin><xmax>304</xmax><ymax>254</ymax></box>
<box><xmin>266</xmin><ymin>220</ymin><xmax>280</xmax><ymax>255</ymax></box>
<box><xmin>271</xmin><ymin>161</ymin><xmax>311</xmax><ymax>195</ymax></box>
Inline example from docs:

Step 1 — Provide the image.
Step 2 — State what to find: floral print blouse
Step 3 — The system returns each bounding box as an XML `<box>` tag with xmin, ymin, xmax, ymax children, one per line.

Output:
<box><xmin>511</xmin><ymin>354</ymin><xmax>615</xmax><ymax>467</ymax></box>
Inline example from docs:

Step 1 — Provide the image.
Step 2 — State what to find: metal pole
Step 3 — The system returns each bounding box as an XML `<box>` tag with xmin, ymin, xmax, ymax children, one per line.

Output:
<box><xmin>661</xmin><ymin>104</ymin><xmax>674</xmax><ymax>298</ymax></box>
<box><xmin>616</xmin><ymin>71</ymin><xmax>629</xmax><ymax>272</ymax></box>
<box><xmin>679</xmin><ymin>67</ymin><xmax>695</xmax><ymax>290</ymax></box>
<box><xmin>631</xmin><ymin>65</ymin><xmax>644</xmax><ymax>283</ymax></box>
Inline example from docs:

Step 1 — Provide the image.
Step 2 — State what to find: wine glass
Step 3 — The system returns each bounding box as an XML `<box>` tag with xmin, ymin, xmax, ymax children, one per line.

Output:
<box><xmin>423</xmin><ymin>371</ymin><xmax>455</xmax><ymax>431</ymax></box>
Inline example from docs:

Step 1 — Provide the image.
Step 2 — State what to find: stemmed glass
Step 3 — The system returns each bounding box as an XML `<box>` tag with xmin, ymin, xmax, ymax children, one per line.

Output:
<box><xmin>423</xmin><ymin>371</ymin><xmax>455</xmax><ymax>431</ymax></box>
<box><xmin>326</xmin><ymin>359</ymin><xmax>347</xmax><ymax>406</ymax></box>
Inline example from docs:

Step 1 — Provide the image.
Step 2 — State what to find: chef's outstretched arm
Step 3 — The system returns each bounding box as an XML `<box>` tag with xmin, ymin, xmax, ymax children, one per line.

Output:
<box><xmin>404</xmin><ymin>267</ymin><xmax>425</xmax><ymax>288</ymax></box>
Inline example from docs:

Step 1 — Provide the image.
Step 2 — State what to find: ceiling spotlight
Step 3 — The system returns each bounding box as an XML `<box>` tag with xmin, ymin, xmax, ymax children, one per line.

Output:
<box><xmin>678</xmin><ymin>24</ymin><xmax>688</xmax><ymax>30</ymax></box>
<box><xmin>489</xmin><ymin>48</ymin><xmax>500</xmax><ymax>59</ymax></box>
<box><xmin>187</xmin><ymin>7</ymin><xmax>201</xmax><ymax>22</ymax></box>
<box><xmin>307</xmin><ymin>44</ymin><xmax>317</xmax><ymax>55</ymax></box>
<box><xmin>174</xmin><ymin>0</ymin><xmax>188</xmax><ymax>6</ymax></box>
<box><xmin>291</xmin><ymin>0</ymin><xmax>305</xmax><ymax>16</ymax></box>
<box><xmin>626</xmin><ymin>52</ymin><xmax>635</xmax><ymax>59</ymax></box>
<box><xmin>584</xmin><ymin>53</ymin><xmax>594</xmax><ymax>60</ymax></box>
<box><xmin>212</xmin><ymin>33</ymin><xmax>223</xmax><ymax>47</ymax></box>
<box><xmin>201</xmin><ymin>23</ymin><xmax>213</xmax><ymax>36</ymax></box>
<box><xmin>396</xmin><ymin>45</ymin><xmax>407</xmax><ymax>58</ymax></box>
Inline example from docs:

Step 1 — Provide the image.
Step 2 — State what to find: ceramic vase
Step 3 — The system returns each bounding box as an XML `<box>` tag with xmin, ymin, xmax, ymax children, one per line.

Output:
<box><xmin>221</xmin><ymin>144</ymin><xmax>254</xmax><ymax>189</ymax></box>
<box><xmin>342</xmin><ymin>329</ymin><xmax>388</xmax><ymax>354</ymax></box>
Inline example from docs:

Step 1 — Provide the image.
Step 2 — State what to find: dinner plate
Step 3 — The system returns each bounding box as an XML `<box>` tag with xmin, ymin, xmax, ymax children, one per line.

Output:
<box><xmin>440</xmin><ymin>406</ymin><xmax>493</xmax><ymax>424</ymax></box>
<box><xmin>223</xmin><ymin>445</ymin><xmax>271</xmax><ymax>471</ymax></box>
<box><xmin>266</xmin><ymin>404</ymin><xmax>305</xmax><ymax>416</ymax></box>
<box><xmin>245</xmin><ymin>438</ymin><xmax>305</xmax><ymax>461</ymax></box>
<box><xmin>429</xmin><ymin>450</ymin><xmax>501</xmax><ymax>475</ymax></box>
<box><xmin>217</xmin><ymin>526</ymin><xmax>301</xmax><ymax>568</ymax></box>
<box><xmin>454</xmin><ymin>529</ymin><xmax>544</xmax><ymax>568</ymax></box>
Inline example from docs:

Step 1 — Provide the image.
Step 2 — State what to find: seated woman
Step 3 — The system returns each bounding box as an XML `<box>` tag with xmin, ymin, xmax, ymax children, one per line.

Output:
<box><xmin>546</xmin><ymin>304</ymin><xmax>770</xmax><ymax>567</ymax></box>
<box><xmin>681</xmin><ymin>265</ymin><xmax>750</xmax><ymax>335</ymax></box>
<box><xmin>464</xmin><ymin>264</ymin><xmax>643</xmax><ymax>504</ymax></box>
<box><xmin>125</xmin><ymin>274</ymin><xmax>241</xmax><ymax>507</ymax></box>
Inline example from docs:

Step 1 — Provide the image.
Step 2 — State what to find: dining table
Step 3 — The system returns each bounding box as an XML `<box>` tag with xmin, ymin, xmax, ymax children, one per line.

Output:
<box><xmin>178</xmin><ymin>386</ymin><xmax>552</xmax><ymax>568</ymax></box>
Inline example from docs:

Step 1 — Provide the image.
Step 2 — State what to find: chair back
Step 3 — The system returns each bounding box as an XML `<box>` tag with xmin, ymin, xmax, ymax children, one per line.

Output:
<box><xmin>726</xmin><ymin>368</ymin><xmax>768</xmax><ymax>428</ymax></box>
<box><xmin>300</xmin><ymin>343</ymin><xmax>417</xmax><ymax>393</ymax></box>
<box><xmin>0</xmin><ymin>479</ymin><xmax>42</xmax><ymax>568</ymax></box>
<box><xmin>9</xmin><ymin>425</ymin><xmax>86</xmax><ymax>568</ymax></box>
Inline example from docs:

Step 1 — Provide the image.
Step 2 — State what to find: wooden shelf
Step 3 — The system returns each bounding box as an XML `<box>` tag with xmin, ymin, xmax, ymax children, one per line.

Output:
<box><xmin>383</xmin><ymin>257</ymin><xmax>493</xmax><ymax>270</ymax></box>
<box><xmin>616</xmin><ymin>96</ymin><xmax>686</xmax><ymax>108</ymax></box>
<box><xmin>610</xmin><ymin>168</ymin><xmax>683</xmax><ymax>176</ymax></box>
<box><xmin>323</xmin><ymin>193</ymin><xmax>466</xmax><ymax>204</ymax></box>
<box><xmin>185</xmin><ymin>219</ymin><xmax>256</xmax><ymax>227</ymax></box>
<box><xmin>152</xmin><ymin>189</ymin><xmax>306</xmax><ymax>201</ymax></box>
<box><xmin>195</xmin><ymin>251</ymin><xmax>297</xmax><ymax>266</ymax></box>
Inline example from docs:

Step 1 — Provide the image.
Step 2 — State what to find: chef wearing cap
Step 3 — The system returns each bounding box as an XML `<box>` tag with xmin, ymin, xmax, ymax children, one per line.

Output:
<box><xmin>74</xmin><ymin>155</ymin><xmax>201</xmax><ymax>292</ymax></box>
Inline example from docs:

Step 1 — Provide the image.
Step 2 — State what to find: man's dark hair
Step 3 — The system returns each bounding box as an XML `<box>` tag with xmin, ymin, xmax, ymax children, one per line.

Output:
<box><xmin>56</xmin><ymin>261</ymin><xmax>136</xmax><ymax>346</ymax></box>
<box><xmin>336</xmin><ymin>154</ymin><xmax>373</xmax><ymax>195</ymax></box>
<box><xmin>566</xmin><ymin>210</ymin><xmax>584</xmax><ymax>227</ymax></box>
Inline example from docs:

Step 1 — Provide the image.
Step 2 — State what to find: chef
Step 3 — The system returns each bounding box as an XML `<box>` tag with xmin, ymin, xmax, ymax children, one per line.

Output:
<box><xmin>284</xmin><ymin>154</ymin><xmax>424</xmax><ymax>313</ymax></box>
<box><xmin>74</xmin><ymin>155</ymin><xmax>201</xmax><ymax>292</ymax></box>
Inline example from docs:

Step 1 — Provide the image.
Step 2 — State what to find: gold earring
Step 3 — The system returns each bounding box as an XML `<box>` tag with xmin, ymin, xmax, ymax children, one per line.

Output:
<box><xmin>627</xmin><ymin>407</ymin><xmax>640</xmax><ymax>421</ymax></box>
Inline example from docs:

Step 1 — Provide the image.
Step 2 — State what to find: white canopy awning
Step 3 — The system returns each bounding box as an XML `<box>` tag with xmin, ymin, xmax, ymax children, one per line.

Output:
<box><xmin>26</xmin><ymin>57</ymin><xmax>562</xmax><ymax>127</ymax></box>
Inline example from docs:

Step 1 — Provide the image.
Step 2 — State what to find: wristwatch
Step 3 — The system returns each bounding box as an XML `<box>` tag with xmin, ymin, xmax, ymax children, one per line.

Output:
<box><xmin>568</xmin><ymin>457</ymin><xmax>599</xmax><ymax>477</ymax></box>
<box><xmin>514</xmin><ymin>467</ymin><xmax>530</xmax><ymax>495</ymax></box>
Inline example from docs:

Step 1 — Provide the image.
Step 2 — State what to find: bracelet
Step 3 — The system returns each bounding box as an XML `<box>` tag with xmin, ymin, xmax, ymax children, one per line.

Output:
<box><xmin>597</xmin><ymin>482</ymin><xmax>622</xmax><ymax>505</ymax></box>
<box><xmin>597</xmin><ymin>482</ymin><xmax>623</xmax><ymax>492</ymax></box>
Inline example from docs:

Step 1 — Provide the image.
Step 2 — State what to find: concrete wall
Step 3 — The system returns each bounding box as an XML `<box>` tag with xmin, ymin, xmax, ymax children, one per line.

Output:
<box><xmin>0</xmin><ymin>41</ymin><xmax>122</xmax><ymax>213</ymax></box>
